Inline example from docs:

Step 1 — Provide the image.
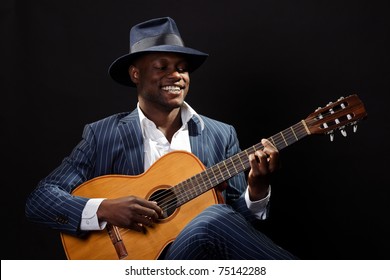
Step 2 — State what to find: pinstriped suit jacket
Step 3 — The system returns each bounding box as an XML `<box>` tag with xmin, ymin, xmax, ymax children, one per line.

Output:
<box><xmin>25</xmin><ymin>108</ymin><xmax>255</xmax><ymax>235</ymax></box>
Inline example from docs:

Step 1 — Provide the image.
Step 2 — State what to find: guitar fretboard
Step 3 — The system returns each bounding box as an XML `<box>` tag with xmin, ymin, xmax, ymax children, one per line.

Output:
<box><xmin>173</xmin><ymin>120</ymin><xmax>310</xmax><ymax>206</ymax></box>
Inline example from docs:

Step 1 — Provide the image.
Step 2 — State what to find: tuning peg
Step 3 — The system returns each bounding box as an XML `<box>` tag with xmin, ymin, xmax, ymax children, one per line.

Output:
<box><xmin>340</xmin><ymin>100</ymin><xmax>353</xmax><ymax>122</ymax></box>
<box><xmin>329</xmin><ymin>103</ymin><xmax>348</xmax><ymax>138</ymax></box>
<box><xmin>316</xmin><ymin>109</ymin><xmax>330</xmax><ymax>132</ymax></box>
<box><xmin>353</xmin><ymin>122</ymin><xmax>358</xmax><ymax>133</ymax></box>
<box><xmin>325</xmin><ymin>102</ymin><xmax>335</xmax><ymax>141</ymax></box>
<box><xmin>327</xmin><ymin>131</ymin><xmax>334</xmax><ymax>141</ymax></box>
<box><xmin>340</xmin><ymin>128</ymin><xmax>347</xmax><ymax>137</ymax></box>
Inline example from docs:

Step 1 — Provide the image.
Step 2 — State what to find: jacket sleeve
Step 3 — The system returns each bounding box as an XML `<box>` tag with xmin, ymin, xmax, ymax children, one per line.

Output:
<box><xmin>218</xmin><ymin>124</ymin><xmax>267</xmax><ymax>224</ymax></box>
<box><xmin>25</xmin><ymin>124</ymin><xmax>98</xmax><ymax>236</ymax></box>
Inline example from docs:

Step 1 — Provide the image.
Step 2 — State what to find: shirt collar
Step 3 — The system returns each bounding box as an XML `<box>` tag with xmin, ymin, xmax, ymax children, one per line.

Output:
<box><xmin>137</xmin><ymin>101</ymin><xmax>204</xmax><ymax>131</ymax></box>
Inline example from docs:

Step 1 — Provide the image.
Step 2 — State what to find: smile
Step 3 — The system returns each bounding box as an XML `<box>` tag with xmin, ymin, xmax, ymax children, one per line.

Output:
<box><xmin>162</xmin><ymin>86</ymin><xmax>182</xmax><ymax>94</ymax></box>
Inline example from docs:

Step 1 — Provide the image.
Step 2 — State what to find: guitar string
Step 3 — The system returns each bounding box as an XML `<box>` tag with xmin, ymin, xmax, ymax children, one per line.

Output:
<box><xmin>117</xmin><ymin>102</ymin><xmax>359</xmax><ymax>233</ymax></box>
<box><xmin>161</xmin><ymin>108</ymin><xmax>359</xmax><ymax>211</ymax></box>
<box><xmin>117</xmin><ymin>124</ymin><xmax>309</xmax><ymax>235</ymax></box>
<box><xmin>152</xmin><ymin>122</ymin><xmax>311</xmax><ymax>213</ymax></box>
<box><xmin>117</xmin><ymin>115</ymin><xmax>350</xmax><ymax>234</ymax></box>
<box><xmin>128</xmin><ymin>108</ymin><xmax>347</xmax><ymax>217</ymax></box>
<box><xmin>157</xmin><ymin>124</ymin><xmax>310</xmax><ymax>211</ymax></box>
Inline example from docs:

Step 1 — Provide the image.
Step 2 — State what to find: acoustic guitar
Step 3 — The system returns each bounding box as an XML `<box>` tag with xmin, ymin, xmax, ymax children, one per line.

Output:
<box><xmin>61</xmin><ymin>94</ymin><xmax>367</xmax><ymax>259</ymax></box>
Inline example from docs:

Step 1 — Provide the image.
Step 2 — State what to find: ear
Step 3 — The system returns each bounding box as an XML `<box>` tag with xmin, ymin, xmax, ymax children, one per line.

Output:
<box><xmin>129</xmin><ymin>66</ymin><xmax>139</xmax><ymax>84</ymax></box>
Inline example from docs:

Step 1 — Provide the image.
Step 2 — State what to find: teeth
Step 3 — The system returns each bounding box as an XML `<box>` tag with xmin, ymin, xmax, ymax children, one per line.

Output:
<box><xmin>162</xmin><ymin>86</ymin><xmax>181</xmax><ymax>93</ymax></box>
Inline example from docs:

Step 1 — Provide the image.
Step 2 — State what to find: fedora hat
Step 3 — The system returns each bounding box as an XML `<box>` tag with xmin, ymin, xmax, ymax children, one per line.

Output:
<box><xmin>108</xmin><ymin>17</ymin><xmax>209</xmax><ymax>87</ymax></box>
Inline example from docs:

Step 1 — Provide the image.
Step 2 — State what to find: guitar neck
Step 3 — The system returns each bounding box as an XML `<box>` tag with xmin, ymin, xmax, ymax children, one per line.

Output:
<box><xmin>173</xmin><ymin>120</ymin><xmax>310</xmax><ymax>206</ymax></box>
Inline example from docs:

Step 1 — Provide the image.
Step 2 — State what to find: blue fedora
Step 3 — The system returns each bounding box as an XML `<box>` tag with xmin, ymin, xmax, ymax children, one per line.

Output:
<box><xmin>109</xmin><ymin>17</ymin><xmax>209</xmax><ymax>87</ymax></box>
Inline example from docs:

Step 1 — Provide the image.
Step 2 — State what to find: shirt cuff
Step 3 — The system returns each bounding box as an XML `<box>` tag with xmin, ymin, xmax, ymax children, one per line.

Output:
<box><xmin>80</xmin><ymin>198</ymin><xmax>107</xmax><ymax>230</ymax></box>
<box><xmin>244</xmin><ymin>186</ymin><xmax>271</xmax><ymax>220</ymax></box>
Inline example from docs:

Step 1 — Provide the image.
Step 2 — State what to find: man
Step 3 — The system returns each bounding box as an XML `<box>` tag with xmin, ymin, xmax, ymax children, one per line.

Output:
<box><xmin>25</xmin><ymin>17</ymin><xmax>297</xmax><ymax>259</ymax></box>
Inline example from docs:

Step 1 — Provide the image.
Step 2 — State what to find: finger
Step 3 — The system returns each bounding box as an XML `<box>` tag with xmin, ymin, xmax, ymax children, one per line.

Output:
<box><xmin>249</xmin><ymin>152</ymin><xmax>267</xmax><ymax>175</ymax></box>
<box><xmin>255</xmin><ymin>150</ymin><xmax>269</xmax><ymax>173</ymax></box>
<box><xmin>138</xmin><ymin>214</ymin><xmax>154</xmax><ymax>227</ymax></box>
<box><xmin>261</xmin><ymin>138</ymin><xmax>277</xmax><ymax>150</ymax></box>
<box><xmin>248</xmin><ymin>154</ymin><xmax>259</xmax><ymax>175</ymax></box>
<box><xmin>261</xmin><ymin>139</ymin><xmax>277</xmax><ymax>156</ymax></box>
<box><xmin>133</xmin><ymin>205</ymin><xmax>161</xmax><ymax>222</ymax></box>
<box><xmin>129</xmin><ymin>212</ymin><xmax>155</xmax><ymax>230</ymax></box>
<box><xmin>129</xmin><ymin>222</ymin><xmax>145</xmax><ymax>232</ymax></box>
<box><xmin>261</xmin><ymin>139</ymin><xmax>279</xmax><ymax>171</ymax></box>
<box><xmin>149</xmin><ymin>201</ymin><xmax>164</xmax><ymax>218</ymax></box>
<box><xmin>135</xmin><ymin>199</ymin><xmax>164</xmax><ymax>218</ymax></box>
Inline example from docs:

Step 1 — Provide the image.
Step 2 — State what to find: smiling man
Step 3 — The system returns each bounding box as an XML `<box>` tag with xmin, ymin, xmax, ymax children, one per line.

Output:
<box><xmin>25</xmin><ymin>17</ymin><xmax>297</xmax><ymax>260</ymax></box>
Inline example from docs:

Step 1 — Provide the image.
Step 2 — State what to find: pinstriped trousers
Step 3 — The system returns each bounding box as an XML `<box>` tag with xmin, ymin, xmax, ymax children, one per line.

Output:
<box><xmin>164</xmin><ymin>204</ymin><xmax>298</xmax><ymax>260</ymax></box>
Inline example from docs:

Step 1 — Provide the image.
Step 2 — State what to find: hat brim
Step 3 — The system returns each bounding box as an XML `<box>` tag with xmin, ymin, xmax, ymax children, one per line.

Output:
<box><xmin>108</xmin><ymin>45</ymin><xmax>208</xmax><ymax>87</ymax></box>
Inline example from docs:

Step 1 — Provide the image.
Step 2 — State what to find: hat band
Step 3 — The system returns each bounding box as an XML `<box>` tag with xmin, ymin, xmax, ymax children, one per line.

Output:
<box><xmin>130</xmin><ymin>34</ymin><xmax>184</xmax><ymax>53</ymax></box>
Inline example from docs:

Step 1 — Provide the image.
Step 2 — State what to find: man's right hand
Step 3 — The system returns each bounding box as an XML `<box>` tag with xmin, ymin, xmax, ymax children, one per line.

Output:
<box><xmin>97</xmin><ymin>196</ymin><xmax>163</xmax><ymax>232</ymax></box>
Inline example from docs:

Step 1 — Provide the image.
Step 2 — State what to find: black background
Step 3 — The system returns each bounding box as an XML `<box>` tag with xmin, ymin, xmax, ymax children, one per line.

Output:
<box><xmin>2</xmin><ymin>0</ymin><xmax>389</xmax><ymax>260</ymax></box>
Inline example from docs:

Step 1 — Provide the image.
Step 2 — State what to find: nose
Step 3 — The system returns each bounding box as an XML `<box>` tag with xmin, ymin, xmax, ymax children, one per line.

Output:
<box><xmin>166</xmin><ymin>69</ymin><xmax>182</xmax><ymax>79</ymax></box>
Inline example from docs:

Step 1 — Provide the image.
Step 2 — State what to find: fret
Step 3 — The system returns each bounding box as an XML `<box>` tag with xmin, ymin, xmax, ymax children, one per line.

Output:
<box><xmin>280</xmin><ymin>131</ymin><xmax>288</xmax><ymax>146</ymax></box>
<box><xmin>203</xmin><ymin>169</ymin><xmax>214</xmax><ymax>190</ymax></box>
<box><xmin>222</xmin><ymin>160</ymin><xmax>231</xmax><ymax>177</ymax></box>
<box><xmin>269</xmin><ymin>136</ymin><xmax>276</xmax><ymax>147</ymax></box>
<box><xmin>183</xmin><ymin>178</ymin><xmax>192</xmax><ymax>202</ymax></box>
<box><xmin>175</xmin><ymin>178</ymin><xmax>191</xmax><ymax>205</ymax></box>
<box><xmin>229</xmin><ymin>157</ymin><xmax>238</xmax><ymax>174</ymax></box>
<box><xmin>184</xmin><ymin>174</ymin><xmax>199</xmax><ymax>202</ymax></box>
<box><xmin>237</xmin><ymin>153</ymin><xmax>246</xmax><ymax>170</ymax></box>
<box><xmin>216</xmin><ymin>162</ymin><xmax>226</xmax><ymax>182</ymax></box>
<box><xmin>290</xmin><ymin>126</ymin><xmax>298</xmax><ymax>141</ymax></box>
<box><xmin>209</xmin><ymin>165</ymin><xmax>219</xmax><ymax>186</ymax></box>
<box><xmin>195</xmin><ymin>172</ymin><xmax>208</xmax><ymax>194</ymax></box>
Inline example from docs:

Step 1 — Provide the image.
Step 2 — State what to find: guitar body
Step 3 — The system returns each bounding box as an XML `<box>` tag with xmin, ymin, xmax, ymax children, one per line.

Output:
<box><xmin>61</xmin><ymin>151</ymin><xmax>219</xmax><ymax>260</ymax></box>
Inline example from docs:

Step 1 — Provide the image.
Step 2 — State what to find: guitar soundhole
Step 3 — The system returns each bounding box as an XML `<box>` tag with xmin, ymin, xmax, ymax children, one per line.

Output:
<box><xmin>149</xmin><ymin>188</ymin><xmax>177</xmax><ymax>219</ymax></box>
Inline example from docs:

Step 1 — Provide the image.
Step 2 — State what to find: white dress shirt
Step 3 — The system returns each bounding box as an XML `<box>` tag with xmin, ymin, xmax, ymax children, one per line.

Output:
<box><xmin>80</xmin><ymin>102</ymin><xmax>270</xmax><ymax>230</ymax></box>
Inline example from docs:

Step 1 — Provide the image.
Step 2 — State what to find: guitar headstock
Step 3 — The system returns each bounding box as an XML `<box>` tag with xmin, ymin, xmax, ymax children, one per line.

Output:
<box><xmin>304</xmin><ymin>94</ymin><xmax>367</xmax><ymax>140</ymax></box>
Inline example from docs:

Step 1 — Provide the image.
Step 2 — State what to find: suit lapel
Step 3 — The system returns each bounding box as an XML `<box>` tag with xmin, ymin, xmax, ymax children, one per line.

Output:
<box><xmin>117</xmin><ymin>109</ymin><xmax>145</xmax><ymax>175</ymax></box>
<box><xmin>188</xmin><ymin>116</ymin><xmax>209</xmax><ymax>167</ymax></box>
